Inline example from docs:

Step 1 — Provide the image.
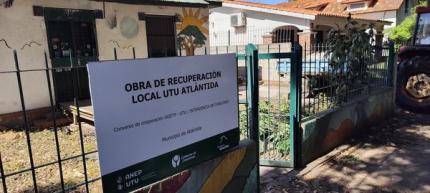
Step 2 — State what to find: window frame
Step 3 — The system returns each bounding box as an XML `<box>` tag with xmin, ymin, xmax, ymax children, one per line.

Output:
<box><xmin>347</xmin><ymin>2</ymin><xmax>367</xmax><ymax>11</ymax></box>
<box><xmin>414</xmin><ymin>12</ymin><xmax>430</xmax><ymax>45</ymax></box>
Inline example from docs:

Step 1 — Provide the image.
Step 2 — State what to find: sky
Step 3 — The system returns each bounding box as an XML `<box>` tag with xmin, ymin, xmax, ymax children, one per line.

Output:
<box><xmin>247</xmin><ymin>0</ymin><xmax>287</xmax><ymax>4</ymax></box>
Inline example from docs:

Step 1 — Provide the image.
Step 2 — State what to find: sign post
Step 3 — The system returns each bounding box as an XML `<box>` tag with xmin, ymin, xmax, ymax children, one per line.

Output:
<box><xmin>87</xmin><ymin>54</ymin><xmax>239</xmax><ymax>193</ymax></box>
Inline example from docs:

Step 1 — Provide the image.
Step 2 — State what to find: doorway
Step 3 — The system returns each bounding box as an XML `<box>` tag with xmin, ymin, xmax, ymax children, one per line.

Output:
<box><xmin>45</xmin><ymin>9</ymin><xmax>98</xmax><ymax>103</ymax></box>
<box><xmin>145</xmin><ymin>15</ymin><xmax>177</xmax><ymax>58</ymax></box>
<box><xmin>315</xmin><ymin>30</ymin><xmax>324</xmax><ymax>45</ymax></box>
<box><xmin>272</xmin><ymin>26</ymin><xmax>298</xmax><ymax>43</ymax></box>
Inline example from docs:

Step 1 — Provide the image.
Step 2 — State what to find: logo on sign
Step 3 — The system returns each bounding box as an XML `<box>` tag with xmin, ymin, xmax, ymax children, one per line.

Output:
<box><xmin>217</xmin><ymin>135</ymin><xmax>230</xmax><ymax>151</ymax></box>
<box><xmin>171</xmin><ymin>155</ymin><xmax>181</xmax><ymax>168</ymax></box>
<box><xmin>116</xmin><ymin>177</ymin><xmax>123</xmax><ymax>190</ymax></box>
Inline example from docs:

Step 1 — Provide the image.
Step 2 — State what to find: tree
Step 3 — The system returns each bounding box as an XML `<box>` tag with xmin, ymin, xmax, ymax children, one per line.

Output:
<box><xmin>177</xmin><ymin>25</ymin><xmax>207</xmax><ymax>56</ymax></box>
<box><xmin>386</xmin><ymin>0</ymin><xmax>427</xmax><ymax>45</ymax></box>
<box><xmin>326</xmin><ymin>17</ymin><xmax>375</xmax><ymax>84</ymax></box>
<box><xmin>324</xmin><ymin>17</ymin><xmax>375</xmax><ymax>103</ymax></box>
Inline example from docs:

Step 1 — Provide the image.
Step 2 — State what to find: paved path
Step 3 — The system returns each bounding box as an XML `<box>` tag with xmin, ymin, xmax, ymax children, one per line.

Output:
<box><xmin>261</xmin><ymin>110</ymin><xmax>430</xmax><ymax>193</ymax></box>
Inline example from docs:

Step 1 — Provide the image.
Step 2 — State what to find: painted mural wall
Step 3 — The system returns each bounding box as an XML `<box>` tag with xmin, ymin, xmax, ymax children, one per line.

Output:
<box><xmin>301</xmin><ymin>90</ymin><xmax>395</xmax><ymax>165</ymax></box>
<box><xmin>177</xmin><ymin>8</ymin><xmax>209</xmax><ymax>56</ymax></box>
<box><xmin>0</xmin><ymin>0</ymin><xmax>210</xmax><ymax>115</ymax></box>
<box><xmin>134</xmin><ymin>140</ymin><xmax>258</xmax><ymax>193</ymax></box>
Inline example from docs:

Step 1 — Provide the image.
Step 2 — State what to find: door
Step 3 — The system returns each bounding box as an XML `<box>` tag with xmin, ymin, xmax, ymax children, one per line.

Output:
<box><xmin>46</xmin><ymin>19</ymin><xmax>98</xmax><ymax>103</ymax></box>
<box><xmin>315</xmin><ymin>30</ymin><xmax>324</xmax><ymax>45</ymax></box>
<box><xmin>145</xmin><ymin>16</ymin><xmax>176</xmax><ymax>58</ymax></box>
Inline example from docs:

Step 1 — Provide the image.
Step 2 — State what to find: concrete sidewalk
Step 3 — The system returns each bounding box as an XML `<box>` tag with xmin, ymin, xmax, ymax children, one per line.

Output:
<box><xmin>261</xmin><ymin>111</ymin><xmax>430</xmax><ymax>193</ymax></box>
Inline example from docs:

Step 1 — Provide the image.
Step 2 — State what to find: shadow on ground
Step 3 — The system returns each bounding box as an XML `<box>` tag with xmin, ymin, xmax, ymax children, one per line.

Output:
<box><xmin>261</xmin><ymin>111</ymin><xmax>430</xmax><ymax>193</ymax></box>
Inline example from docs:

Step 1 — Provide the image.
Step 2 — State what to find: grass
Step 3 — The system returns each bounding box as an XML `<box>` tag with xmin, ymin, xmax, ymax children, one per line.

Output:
<box><xmin>0</xmin><ymin>124</ymin><xmax>101</xmax><ymax>193</ymax></box>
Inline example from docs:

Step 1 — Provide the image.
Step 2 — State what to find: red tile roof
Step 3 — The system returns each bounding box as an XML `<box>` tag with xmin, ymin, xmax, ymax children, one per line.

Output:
<box><xmin>281</xmin><ymin>0</ymin><xmax>407</xmax><ymax>14</ymax></box>
<box><xmin>341</xmin><ymin>0</ymin><xmax>371</xmax><ymax>4</ymax></box>
<box><xmin>278</xmin><ymin>0</ymin><xmax>332</xmax><ymax>10</ymax></box>
<box><xmin>223</xmin><ymin>0</ymin><xmax>391</xmax><ymax>23</ymax></box>
<box><xmin>224</xmin><ymin>0</ymin><xmax>320</xmax><ymax>15</ymax></box>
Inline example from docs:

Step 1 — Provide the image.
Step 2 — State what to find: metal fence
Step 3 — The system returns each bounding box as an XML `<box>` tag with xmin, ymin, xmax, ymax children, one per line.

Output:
<box><xmin>212</xmin><ymin>43</ymin><xmax>300</xmax><ymax>167</ymax></box>
<box><xmin>210</xmin><ymin>26</ymin><xmax>297</xmax><ymax>47</ymax></box>
<box><xmin>211</xmin><ymin>42</ymin><xmax>395</xmax><ymax>167</ymax></box>
<box><xmin>299</xmin><ymin>43</ymin><xmax>395</xmax><ymax>118</ymax></box>
<box><xmin>0</xmin><ymin>41</ymin><xmax>395</xmax><ymax>192</ymax></box>
<box><xmin>0</xmin><ymin>48</ymin><xmax>256</xmax><ymax>193</ymax></box>
<box><xmin>0</xmin><ymin>50</ymin><xmax>101</xmax><ymax>193</ymax></box>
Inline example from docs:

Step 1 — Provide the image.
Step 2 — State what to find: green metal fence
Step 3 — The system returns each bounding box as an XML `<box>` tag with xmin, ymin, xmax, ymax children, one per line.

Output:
<box><xmin>213</xmin><ymin>42</ymin><xmax>395</xmax><ymax>168</ymax></box>
<box><xmin>217</xmin><ymin>43</ymin><xmax>302</xmax><ymax>168</ymax></box>
<box><xmin>0</xmin><ymin>41</ymin><xmax>395</xmax><ymax>192</ymax></box>
<box><xmin>300</xmin><ymin>43</ymin><xmax>395</xmax><ymax>119</ymax></box>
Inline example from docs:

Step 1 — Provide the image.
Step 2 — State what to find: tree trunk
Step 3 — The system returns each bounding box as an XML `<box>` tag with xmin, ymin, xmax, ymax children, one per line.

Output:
<box><xmin>186</xmin><ymin>47</ymin><xmax>194</xmax><ymax>56</ymax></box>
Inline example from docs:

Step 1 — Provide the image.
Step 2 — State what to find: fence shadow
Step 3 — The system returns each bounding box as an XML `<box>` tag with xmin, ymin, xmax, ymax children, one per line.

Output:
<box><xmin>261</xmin><ymin>111</ymin><xmax>430</xmax><ymax>193</ymax></box>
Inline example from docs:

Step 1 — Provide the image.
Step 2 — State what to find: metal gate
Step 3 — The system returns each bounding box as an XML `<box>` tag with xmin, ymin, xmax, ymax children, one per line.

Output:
<box><xmin>239</xmin><ymin>44</ymin><xmax>302</xmax><ymax>169</ymax></box>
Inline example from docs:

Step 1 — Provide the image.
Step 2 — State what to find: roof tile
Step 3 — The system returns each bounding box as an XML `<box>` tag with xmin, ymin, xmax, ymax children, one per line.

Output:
<box><xmin>224</xmin><ymin>0</ymin><xmax>391</xmax><ymax>23</ymax></box>
<box><xmin>287</xmin><ymin>0</ymin><xmax>406</xmax><ymax>14</ymax></box>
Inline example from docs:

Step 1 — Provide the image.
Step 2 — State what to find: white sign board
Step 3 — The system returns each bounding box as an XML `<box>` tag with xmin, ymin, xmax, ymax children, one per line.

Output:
<box><xmin>87</xmin><ymin>54</ymin><xmax>239</xmax><ymax>192</ymax></box>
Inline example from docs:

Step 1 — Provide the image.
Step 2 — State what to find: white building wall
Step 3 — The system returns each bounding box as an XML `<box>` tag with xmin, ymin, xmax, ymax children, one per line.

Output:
<box><xmin>355</xmin><ymin>11</ymin><xmax>398</xmax><ymax>30</ymax></box>
<box><xmin>0</xmin><ymin>0</ymin><xmax>209</xmax><ymax>114</ymax></box>
<box><xmin>209</xmin><ymin>7</ymin><xmax>311</xmax><ymax>46</ymax></box>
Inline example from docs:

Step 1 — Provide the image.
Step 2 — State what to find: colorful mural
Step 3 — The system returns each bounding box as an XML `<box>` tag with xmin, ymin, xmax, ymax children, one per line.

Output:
<box><xmin>176</xmin><ymin>8</ymin><xmax>208</xmax><ymax>56</ymax></box>
<box><xmin>301</xmin><ymin>90</ymin><xmax>395</xmax><ymax>165</ymax></box>
<box><xmin>136</xmin><ymin>140</ymin><xmax>258</xmax><ymax>193</ymax></box>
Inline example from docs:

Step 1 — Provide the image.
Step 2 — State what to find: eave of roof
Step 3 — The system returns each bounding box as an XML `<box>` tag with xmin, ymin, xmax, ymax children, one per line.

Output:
<box><xmin>224</xmin><ymin>0</ymin><xmax>320</xmax><ymax>17</ymax></box>
<box><xmin>322</xmin><ymin>0</ymin><xmax>405</xmax><ymax>14</ymax></box>
<box><xmin>90</xmin><ymin>0</ymin><xmax>220</xmax><ymax>7</ymax></box>
<box><xmin>341</xmin><ymin>0</ymin><xmax>371</xmax><ymax>4</ymax></box>
<box><xmin>277</xmin><ymin>0</ymin><xmax>333</xmax><ymax>9</ymax></box>
<box><xmin>316</xmin><ymin>12</ymin><xmax>391</xmax><ymax>24</ymax></box>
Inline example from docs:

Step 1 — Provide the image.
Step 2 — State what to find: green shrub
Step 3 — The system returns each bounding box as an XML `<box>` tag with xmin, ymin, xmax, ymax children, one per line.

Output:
<box><xmin>240</xmin><ymin>99</ymin><xmax>291</xmax><ymax>155</ymax></box>
<box><xmin>386</xmin><ymin>0</ymin><xmax>427</xmax><ymax>46</ymax></box>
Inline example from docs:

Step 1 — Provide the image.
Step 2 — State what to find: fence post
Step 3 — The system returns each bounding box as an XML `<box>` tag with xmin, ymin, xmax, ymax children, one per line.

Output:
<box><xmin>114</xmin><ymin>47</ymin><xmax>118</xmax><ymax>60</ymax></box>
<box><xmin>228</xmin><ymin>30</ymin><xmax>231</xmax><ymax>46</ymax></box>
<box><xmin>0</xmin><ymin>153</ymin><xmax>7</xmax><ymax>193</ymax></box>
<box><xmin>69</xmin><ymin>51</ymin><xmax>90</xmax><ymax>192</ymax></box>
<box><xmin>246</xmin><ymin>43</ymin><xmax>259</xmax><ymax>192</ymax></box>
<box><xmin>290</xmin><ymin>43</ymin><xmax>303</xmax><ymax>168</ymax></box>
<box><xmin>246</xmin><ymin>44</ymin><xmax>259</xmax><ymax>143</ymax></box>
<box><xmin>44</xmin><ymin>51</ymin><xmax>66</xmax><ymax>192</ymax></box>
<box><xmin>13</xmin><ymin>50</ymin><xmax>38</xmax><ymax>192</ymax></box>
<box><xmin>387</xmin><ymin>41</ymin><xmax>395</xmax><ymax>87</ymax></box>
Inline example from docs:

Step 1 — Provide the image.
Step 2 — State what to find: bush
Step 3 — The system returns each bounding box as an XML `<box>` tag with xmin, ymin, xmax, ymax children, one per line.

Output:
<box><xmin>386</xmin><ymin>0</ymin><xmax>427</xmax><ymax>45</ymax></box>
<box><xmin>326</xmin><ymin>17</ymin><xmax>375</xmax><ymax>84</ymax></box>
<box><xmin>240</xmin><ymin>99</ymin><xmax>291</xmax><ymax>156</ymax></box>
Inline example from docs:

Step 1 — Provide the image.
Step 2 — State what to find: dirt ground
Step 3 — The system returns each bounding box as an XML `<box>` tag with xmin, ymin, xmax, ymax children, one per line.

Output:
<box><xmin>261</xmin><ymin>110</ymin><xmax>430</xmax><ymax>193</ymax></box>
<box><xmin>0</xmin><ymin>123</ymin><xmax>101</xmax><ymax>193</ymax></box>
